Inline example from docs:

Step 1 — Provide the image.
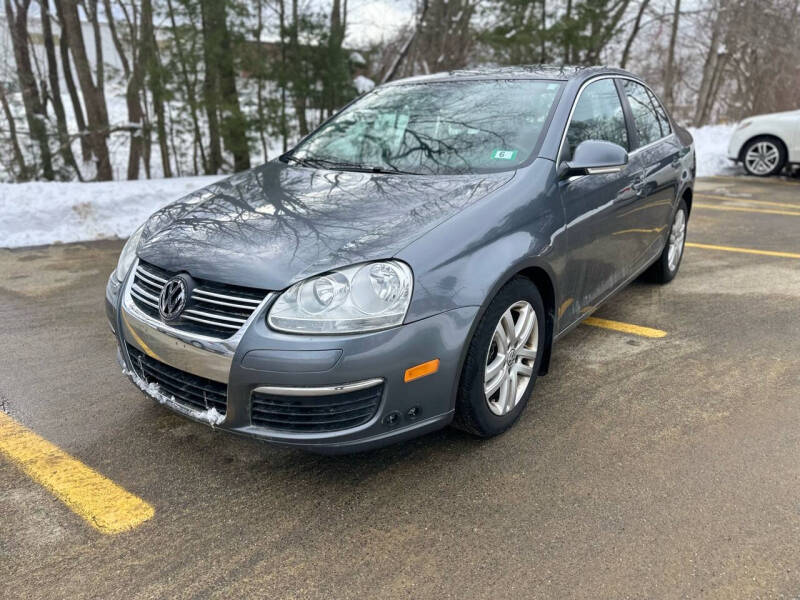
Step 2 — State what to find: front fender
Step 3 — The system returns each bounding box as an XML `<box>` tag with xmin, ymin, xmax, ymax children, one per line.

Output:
<box><xmin>398</xmin><ymin>159</ymin><xmax>567</xmax><ymax>325</ymax></box>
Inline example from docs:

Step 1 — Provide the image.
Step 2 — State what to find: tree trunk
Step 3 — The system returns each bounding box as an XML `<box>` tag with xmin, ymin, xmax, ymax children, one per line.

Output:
<box><xmin>693</xmin><ymin>9</ymin><xmax>722</xmax><ymax>126</ymax></box>
<box><xmin>39</xmin><ymin>0</ymin><xmax>82</xmax><ymax>180</ymax></box>
<box><xmin>165</xmin><ymin>0</ymin><xmax>207</xmax><ymax>173</ymax></box>
<box><xmin>0</xmin><ymin>82</ymin><xmax>30</xmax><ymax>180</ymax></box>
<box><xmin>563</xmin><ymin>0</ymin><xmax>571</xmax><ymax>63</ymax></box>
<box><xmin>290</xmin><ymin>0</ymin><xmax>309</xmax><ymax>136</ymax></box>
<box><xmin>56</xmin><ymin>3</ymin><xmax>90</xmax><ymax>162</ymax></box>
<box><xmin>278</xmin><ymin>0</ymin><xmax>288</xmax><ymax>152</ymax></box>
<box><xmin>663</xmin><ymin>0</ymin><xmax>681</xmax><ymax>109</ymax></box>
<box><xmin>199</xmin><ymin>0</ymin><xmax>250</xmax><ymax>172</ymax></box>
<box><xmin>102</xmin><ymin>0</ymin><xmax>143</xmax><ymax>179</ymax></box>
<box><xmin>620</xmin><ymin>0</ymin><xmax>650</xmax><ymax>69</ymax></box>
<box><xmin>200</xmin><ymin>0</ymin><xmax>223</xmax><ymax>173</ymax></box>
<box><xmin>142</xmin><ymin>0</ymin><xmax>172</xmax><ymax>177</ymax></box>
<box><xmin>540</xmin><ymin>0</ymin><xmax>546</xmax><ymax>63</ymax></box>
<box><xmin>325</xmin><ymin>0</ymin><xmax>347</xmax><ymax>117</ymax></box>
<box><xmin>5</xmin><ymin>0</ymin><xmax>55</xmax><ymax>180</ymax></box>
<box><xmin>255</xmin><ymin>0</ymin><xmax>268</xmax><ymax>160</ymax></box>
<box><xmin>57</xmin><ymin>0</ymin><xmax>113</xmax><ymax>180</ymax></box>
<box><xmin>86</xmin><ymin>0</ymin><xmax>106</xmax><ymax>110</ymax></box>
<box><xmin>382</xmin><ymin>0</ymin><xmax>430</xmax><ymax>83</ymax></box>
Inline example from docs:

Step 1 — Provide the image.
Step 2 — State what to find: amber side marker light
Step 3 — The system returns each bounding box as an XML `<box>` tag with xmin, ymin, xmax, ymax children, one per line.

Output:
<box><xmin>404</xmin><ymin>359</ymin><xmax>440</xmax><ymax>383</ymax></box>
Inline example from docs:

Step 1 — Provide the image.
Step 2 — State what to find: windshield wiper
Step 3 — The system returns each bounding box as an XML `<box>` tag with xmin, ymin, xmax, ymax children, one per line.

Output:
<box><xmin>282</xmin><ymin>154</ymin><xmax>418</xmax><ymax>175</ymax></box>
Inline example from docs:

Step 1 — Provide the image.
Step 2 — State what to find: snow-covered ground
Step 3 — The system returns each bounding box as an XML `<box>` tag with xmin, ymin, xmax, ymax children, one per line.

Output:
<box><xmin>1</xmin><ymin>124</ymin><xmax>742</xmax><ymax>249</ymax></box>
<box><xmin>687</xmin><ymin>123</ymin><xmax>739</xmax><ymax>177</ymax></box>
<box><xmin>0</xmin><ymin>175</ymin><xmax>222</xmax><ymax>248</ymax></box>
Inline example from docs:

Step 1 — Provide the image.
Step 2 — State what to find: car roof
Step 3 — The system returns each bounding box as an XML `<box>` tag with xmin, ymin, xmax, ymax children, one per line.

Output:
<box><xmin>384</xmin><ymin>65</ymin><xmax>639</xmax><ymax>86</ymax></box>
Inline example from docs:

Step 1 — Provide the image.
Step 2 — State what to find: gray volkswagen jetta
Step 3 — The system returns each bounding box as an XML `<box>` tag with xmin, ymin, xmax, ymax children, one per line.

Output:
<box><xmin>106</xmin><ymin>66</ymin><xmax>694</xmax><ymax>453</ymax></box>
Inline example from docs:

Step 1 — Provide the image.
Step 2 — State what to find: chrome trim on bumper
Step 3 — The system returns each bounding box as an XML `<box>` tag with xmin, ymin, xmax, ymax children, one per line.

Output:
<box><xmin>119</xmin><ymin>259</ymin><xmax>274</xmax><ymax>383</ymax></box>
<box><xmin>253</xmin><ymin>378</ymin><xmax>384</xmax><ymax>397</ymax></box>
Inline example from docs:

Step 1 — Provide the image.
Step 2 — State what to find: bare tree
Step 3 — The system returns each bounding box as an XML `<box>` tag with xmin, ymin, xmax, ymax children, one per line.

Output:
<box><xmin>289</xmin><ymin>0</ymin><xmax>309</xmax><ymax>136</ymax></box>
<box><xmin>662</xmin><ymin>0</ymin><xmax>681</xmax><ymax>109</ymax></box>
<box><xmin>55</xmin><ymin>0</ymin><xmax>90</xmax><ymax>161</ymax></box>
<box><xmin>103</xmin><ymin>0</ymin><xmax>145</xmax><ymax>179</ymax></box>
<box><xmin>39</xmin><ymin>0</ymin><xmax>82</xmax><ymax>179</ymax></box>
<box><xmin>0</xmin><ymin>81</ymin><xmax>30</xmax><ymax>180</ymax></box>
<box><xmin>56</xmin><ymin>0</ymin><xmax>113</xmax><ymax>180</ymax></box>
<box><xmin>382</xmin><ymin>0</ymin><xmax>430</xmax><ymax>83</ymax></box>
<box><xmin>142</xmin><ymin>0</ymin><xmax>172</xmax><ymax>177</ymax></box>
<box><xmin>620</xmin><ymin>0</ymin><xmax>650</xmax><ymax>69</ymax></box>
<box><xmin>4</xmin><ymin>0</ymin><xmax>55</xmax><ymax>180</ymax></box>
<box><xmin>165</xmin><ymin>0</ymin><xmax>207</xmax><ymax>173</ymax></box>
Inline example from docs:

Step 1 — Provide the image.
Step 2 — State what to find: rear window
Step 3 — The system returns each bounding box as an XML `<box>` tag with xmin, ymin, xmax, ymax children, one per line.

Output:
<box><xmin>621</xmin><ymin>80</ymin><xmax>664</xmax><ymax>147</ymax></box>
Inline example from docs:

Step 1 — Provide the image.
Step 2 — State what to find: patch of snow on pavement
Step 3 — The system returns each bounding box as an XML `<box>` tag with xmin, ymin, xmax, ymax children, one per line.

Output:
<box><xmin>687</xmin><ymin>124</ymin><xmax>740</xmax><ymax>178</ymax></box>
<box><xmin>0</xmin><ymin>175</ymin><xmax>223</xmax><ymax>249</ymax></box>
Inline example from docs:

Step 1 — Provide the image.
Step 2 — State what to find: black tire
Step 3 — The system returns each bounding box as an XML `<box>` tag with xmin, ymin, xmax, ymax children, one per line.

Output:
<box><xmin>741</xmin><ymin>136</ymin><xmax>787</xmax><ymax>177</ymax></box>
<box><xmin>453</xmin><ymin>277</ymin><xmax>546</xmax><ymax>438</ymax></box>
<box><xmin>645</xmin><ymin>198</ymin><xmax>688</xmax><ymax>284</ymax></box>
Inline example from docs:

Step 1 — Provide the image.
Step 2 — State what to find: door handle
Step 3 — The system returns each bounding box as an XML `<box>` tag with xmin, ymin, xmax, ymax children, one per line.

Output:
<box><xmin>631</xmin><ymin>172</ymin><xmax>646</xmax><ymax>196</ymax></box>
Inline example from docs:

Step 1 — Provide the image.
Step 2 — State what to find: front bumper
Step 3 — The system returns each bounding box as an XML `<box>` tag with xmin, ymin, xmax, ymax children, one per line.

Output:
<box><xmin>727</xmin><ymin>127</ymin><xmax>748</xmax><ymax>162</ymax></box>
<box><xmin>106</xmin><ymin>270</ymin><xmax>477</xmax><ymax>453</ymax></box>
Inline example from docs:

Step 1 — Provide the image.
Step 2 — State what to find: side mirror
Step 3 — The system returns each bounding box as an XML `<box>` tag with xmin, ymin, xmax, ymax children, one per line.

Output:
<box><xmin>558</xmin><ymin>140</ymin><xmax>628</xmax><ymax>179</ymax></box>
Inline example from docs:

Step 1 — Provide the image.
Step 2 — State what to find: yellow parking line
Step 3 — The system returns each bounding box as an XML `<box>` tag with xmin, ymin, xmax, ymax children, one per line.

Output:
<box><xmin>696</xmin><ymin>193</ymin><xmax>800</xmax><ymax>209</ymax></box>
<box><xmin>0</xmin><ymin>412</ymin><xmax>154</xmax><ymax>534</ymax></box>
<box><xmin>686</xmin><ymin>242</ymin><xmax>800</xmax><ymax>259</ymax></box>
<box><xmin>702</xmin><ymin>175</ymin><xmax>800</xmax><ymax>187</ymax></box>
<box><xmin>694</xmin><ymin>203</ymin><xmax>800</xmax><ymax>217</ymax></box>
<box><xmin>583</xmin><ymin>317</ymin><xmax>667</xmax><ymax>338</ymax></box>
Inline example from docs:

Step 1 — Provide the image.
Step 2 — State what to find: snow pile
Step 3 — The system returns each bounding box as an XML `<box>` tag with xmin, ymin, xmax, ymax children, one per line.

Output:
<box><xmin>687</xmin><ymin>123</ymin><xmax>740</xmax><ymax>177</ymax></box>
<box><xmin>0</xmin><ymin>175</ymin><xmax>222</xmax><ymax>249</ymax></box>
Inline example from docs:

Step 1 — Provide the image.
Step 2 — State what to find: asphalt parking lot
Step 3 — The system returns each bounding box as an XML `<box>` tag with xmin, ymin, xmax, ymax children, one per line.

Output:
<box><xmin>1</xmin><ymin>175</ymin><xmax>799</xmax><ymax>599</ymax></box>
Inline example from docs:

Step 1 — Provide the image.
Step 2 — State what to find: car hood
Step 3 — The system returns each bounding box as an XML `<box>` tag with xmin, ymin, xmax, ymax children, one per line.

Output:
<box><xmin>746</xmin><ymin>109</ymin><xmax>800</xmax><ymax>123</ymax></box>
<box><xmin>138</xmin><ymin>161</ymin><xmax>514</xmax><ymax>290</ymax></box>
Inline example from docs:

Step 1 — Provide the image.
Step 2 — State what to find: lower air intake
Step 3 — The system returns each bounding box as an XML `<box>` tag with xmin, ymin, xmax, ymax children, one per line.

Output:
<box><xmin>250</xmin><ymin>384</ymin><xmax>383</xmax><ymax>432</ymax></box>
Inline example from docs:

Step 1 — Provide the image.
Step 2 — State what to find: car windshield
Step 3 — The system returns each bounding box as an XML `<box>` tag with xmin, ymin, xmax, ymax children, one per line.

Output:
<box><xmin>289</xmin><ymin>79</ymin><xmax>564</xmax><ymax>175</ymax></box>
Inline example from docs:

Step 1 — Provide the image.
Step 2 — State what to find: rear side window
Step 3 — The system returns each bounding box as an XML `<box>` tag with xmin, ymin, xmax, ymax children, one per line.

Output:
<box><xmin>621</xmin><ymin>80</ymin><xmax>662</xmax><ymax>147</ymax></box>
<box><xmin>646</xmin><ymin>88</ymin><xmax>672</xmax><ymax>137</ymax></box>
<box><xmin>563</xmin><ymin>78</ymin><xmax>628</xmax><ymax>161</ymax></box>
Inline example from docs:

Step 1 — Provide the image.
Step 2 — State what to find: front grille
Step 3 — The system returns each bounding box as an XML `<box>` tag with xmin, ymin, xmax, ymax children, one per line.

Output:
<box><xmin>126</xmin><ymin>344</ymin><xmax>227</xmax><ymax>415</ymax></box>
<box><xmin>130</xmin><ymin>260</ymin><xmax>269</xmax><ymax>339</ymax></box>
<box><xmin>251</xmin><ymin>384</ymin><xmax>383</xmax><ymax>432</ymax></box>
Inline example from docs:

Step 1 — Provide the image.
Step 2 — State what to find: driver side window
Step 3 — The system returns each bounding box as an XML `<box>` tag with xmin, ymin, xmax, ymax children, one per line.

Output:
<box><xmin>563</xmin><ymin>79</ymin><xmax>628</xmax><ymax>162</ymax></box>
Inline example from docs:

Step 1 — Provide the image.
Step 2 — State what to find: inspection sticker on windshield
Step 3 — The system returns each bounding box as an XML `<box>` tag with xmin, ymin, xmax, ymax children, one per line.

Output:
<box><xmin>491</xmin><ymin>149</ymin><xmax>518</xmax><ymax>160</ymax></box>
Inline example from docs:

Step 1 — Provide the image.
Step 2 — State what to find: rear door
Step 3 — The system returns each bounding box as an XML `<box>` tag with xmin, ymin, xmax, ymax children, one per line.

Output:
<box><xmin>618</xmin><ymin>79</ymin><xmax>681</xmax><ymax>264</ymax></box>
<box><xmin>558</xmin><ymin>78</ymin><xmax>645</xmax><ymax>328</ymax></box>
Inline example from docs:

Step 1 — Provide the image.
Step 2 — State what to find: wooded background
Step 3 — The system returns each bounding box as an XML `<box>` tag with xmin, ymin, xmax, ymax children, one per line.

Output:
<box><xmin>1</xmin><ymin>0</ymin><xmax>799</xmax><ymax>183</ymax></box>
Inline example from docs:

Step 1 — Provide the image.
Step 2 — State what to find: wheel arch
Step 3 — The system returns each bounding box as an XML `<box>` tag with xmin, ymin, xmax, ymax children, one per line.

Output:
<box><xmin>517</xmin><ymin>266</ymin><xmax>556</xmax><ymax>376</ymax></box>
<box><xmin>453</xmin><ymin>259</ymin><xmax>559</xmax><ymax>388</ymax></box>
<box><xmin>681</xmin><ymin>185</ymin><xmax>693</xmax><ymax>217</ymax></box>
<box><xmin>738</xmin><ymin>133</ymin><xmax>789</xmax><ymax>162</ymax></box>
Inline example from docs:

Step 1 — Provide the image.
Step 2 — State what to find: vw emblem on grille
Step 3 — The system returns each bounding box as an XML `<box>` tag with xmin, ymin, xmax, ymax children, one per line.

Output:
<box><xmin>159</xmin><ymin>277</ymin><xmax>187</xmax><ymax>321</ymax></box>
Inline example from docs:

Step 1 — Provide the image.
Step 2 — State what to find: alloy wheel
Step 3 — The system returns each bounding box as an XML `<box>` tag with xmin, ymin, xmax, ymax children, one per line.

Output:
<box><xmin>667</xmin><ymin>208</ymin><xmax>686</xmax><ymax>272</ymax></box>
<box><xmin>484</xmin><ymin>300</ymin><xmax>538</xmax><ymax>416</ymax></box>
<box><xmin>744</xmin><ymin>141</ymin><xmax>780</xmax><ymax>175</ymax></box>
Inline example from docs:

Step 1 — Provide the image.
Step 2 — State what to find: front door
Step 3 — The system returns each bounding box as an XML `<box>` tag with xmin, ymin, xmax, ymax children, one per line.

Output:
<box><xmin>557</xmin><ymin>78</ymin><xmax>645</xmax><ymax>329</ymax></box>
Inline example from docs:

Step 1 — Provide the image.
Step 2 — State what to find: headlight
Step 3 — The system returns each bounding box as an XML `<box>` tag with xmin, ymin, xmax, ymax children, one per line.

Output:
<box><xmin>736</xmin><ymin>120</ymin><xmax>753</xmax><ymax>130</ymax></box>
<box><xmin>268</xmin><ymin>261</ymin><xmax>413</xmax><ymax>334</ymax></box>
<box><xmin>113</xmin><ymin>225</ymin><xmax>144</xmax><ymax>282</ymax></box>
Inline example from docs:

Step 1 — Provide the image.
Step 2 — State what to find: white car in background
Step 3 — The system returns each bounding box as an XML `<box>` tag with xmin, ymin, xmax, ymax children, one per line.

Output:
<box><xmin>728</xmin><ymin>109</ymin><xmax>800</xmax><ymax>176</ymax></box>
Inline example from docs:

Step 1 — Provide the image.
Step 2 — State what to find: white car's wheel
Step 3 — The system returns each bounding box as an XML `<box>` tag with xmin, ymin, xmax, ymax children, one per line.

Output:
<box><xmin>742</xmin><ymin>136</ymin><xmax>786</xmax><ymax>177</ymax></box>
